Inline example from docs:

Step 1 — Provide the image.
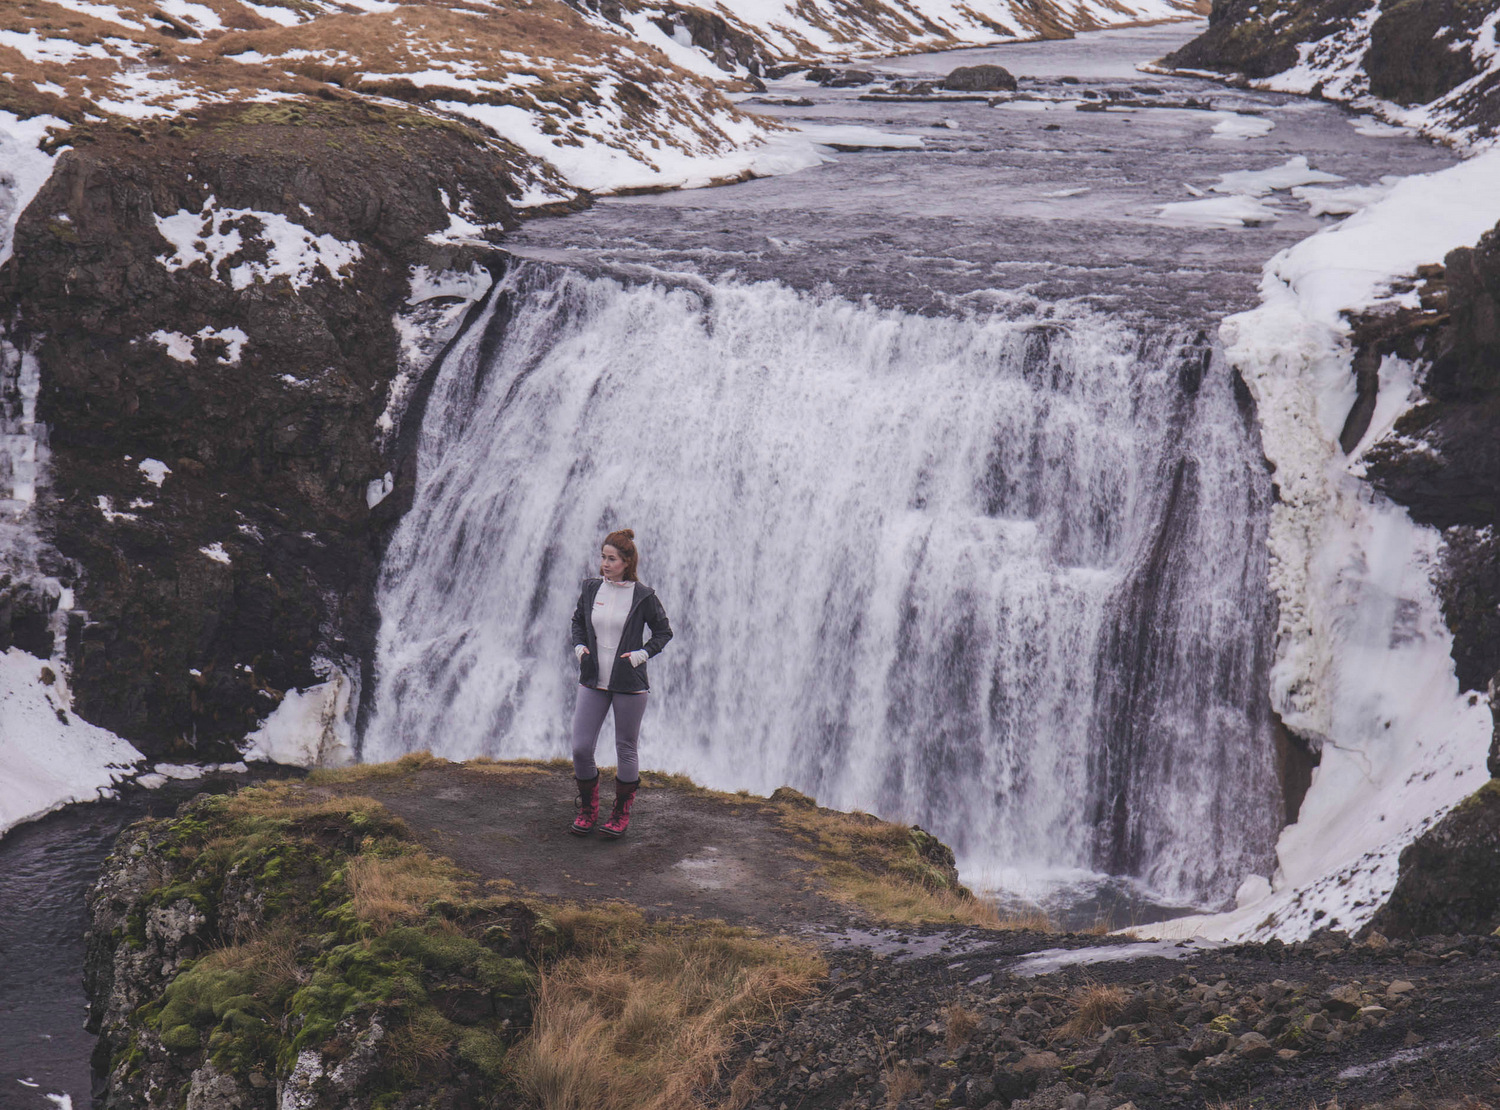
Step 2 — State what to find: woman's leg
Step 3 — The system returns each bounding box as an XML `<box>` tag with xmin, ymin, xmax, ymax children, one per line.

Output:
<box><xmin>571</xmin><ymin>687</ymin><xmax>613</xmax><ymax>780</ymax></box>
<box><xmin>610</xmin><ymin>692</ymin><xmax>648</xmax><ymax>783</ymax></box>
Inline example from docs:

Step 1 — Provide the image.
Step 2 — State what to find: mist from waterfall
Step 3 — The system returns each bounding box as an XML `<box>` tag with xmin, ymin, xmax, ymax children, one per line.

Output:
<box><xmin>364</xmin><ymin>261</ymin><xmax>1281</xmax><ymax>908</ymax></box>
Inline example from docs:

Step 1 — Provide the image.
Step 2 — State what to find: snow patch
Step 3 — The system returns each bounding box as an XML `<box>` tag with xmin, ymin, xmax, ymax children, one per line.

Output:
<box><xmin>155</xmin><ymin>197</ymin><xmax>361</xmax><ymax>291</ymax></box>
<box><xmin>0</xmin><ymin>648</ymin><xmax>143</xmax><ymax>838</ymax></box>
<box><xmin>1292</xmin><ymin>179</ymin><xmax>1398</xmax><ymax>217</ymax></box>
<box><xmin>1209</xmin><ymin>113</ymin><xmax>1275</xmax><ymax>140</ymax></box>
<box><xmin>96</xmin><ymin>495</ymin><xmax>137</xmax><ymax>523</ymax></box>
<box><xmin>199</xmin><ymin>542</ymin><xmax>231</xmax><ymax>564</ymax></box>
<box><xmin>366</xmin><ymin>472</ymin><xmax>394</xmax><ymax>509</ymax></box>
<box><xmin>1211</xmin><ymin>156</ymin><xmax>1342</xmax><ymax>197</ymax></box>
<box><xmin>137</xmin><ymin>458</ymin><xmax>171</xmax><ymax>487</ymax></box>
<box><xmin>149</xmin><ymin>330</ymin><xmax>194</xmax><ymax>362</ymax></box>
<box><xmin>1156</xmin><ymin>194</ymin><xmax>1281</xmax><ymax>228</ymax></box>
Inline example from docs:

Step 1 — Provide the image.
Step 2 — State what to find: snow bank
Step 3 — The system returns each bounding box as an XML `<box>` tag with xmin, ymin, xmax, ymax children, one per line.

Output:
<box><xmin>241</xmin><ymin>667</ymin><xmax>357</xmax><ymax>768</ymax></box>
<box><xmin>0</xmin><ymin>648</ymin><xmax>143</xmax><ymax>837</ymax></box>
<box><xmin>1144</xmin><ymin>148</ymin><xmax>1500</xmax><ymax>942</ymax></box>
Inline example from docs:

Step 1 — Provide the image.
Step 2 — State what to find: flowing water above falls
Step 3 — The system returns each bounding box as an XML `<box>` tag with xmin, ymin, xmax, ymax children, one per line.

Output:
<box><xmin>364</xmin><ymin>25</ymin><xmax>1460</xmax><ymax>913</ymax></box>
<box><xmin>365</xmin><ymin>263</ymin><xmax>1278</xmax><ymax>908</ymax></box>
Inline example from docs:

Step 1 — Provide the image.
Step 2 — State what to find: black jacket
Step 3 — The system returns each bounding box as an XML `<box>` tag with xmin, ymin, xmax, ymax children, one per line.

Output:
<box><xmin>571</xmin><ymin>579</ymin><xmax>673</xmax><ymax>693</ymax></box>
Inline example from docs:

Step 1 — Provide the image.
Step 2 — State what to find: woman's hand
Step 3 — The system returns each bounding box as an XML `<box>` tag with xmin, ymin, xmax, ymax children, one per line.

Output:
<box><xmin>575</xmin><ymin>644</ymin><xmax>589</xmax><ymax>661</ymax></box>
<box><xmin>624</xmin><ymin>650</ymin><xmax>648</xmax><ymax>668</ymax></box>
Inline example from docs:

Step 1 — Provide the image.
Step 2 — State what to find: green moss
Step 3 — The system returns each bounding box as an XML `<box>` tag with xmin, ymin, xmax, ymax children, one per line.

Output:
<box><xmin>1457</xmin><ymin>779</ymin><xmax>1500</xmax><ymax>813</ymax></box>
<box><xmin>456</xmin><ymin>1026</ymin><xmax>508</xmax><ymax>1078</ymax></box>
<box><xmin>159</xmin><ymin>1023</ymin><xmax>202</xmax><ymax>1053</ymax></box>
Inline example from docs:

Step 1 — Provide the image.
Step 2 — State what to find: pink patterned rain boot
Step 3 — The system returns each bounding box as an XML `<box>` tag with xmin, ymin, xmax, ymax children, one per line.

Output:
<box><xmin>569</xmin><ymin>775</ymin><xmax>600</xmax><ymax>836</ymax></box>
<box><xmin>598</xmin><ymin>777</ymin><xmax>639</xmax><ymax>839</ymax></box>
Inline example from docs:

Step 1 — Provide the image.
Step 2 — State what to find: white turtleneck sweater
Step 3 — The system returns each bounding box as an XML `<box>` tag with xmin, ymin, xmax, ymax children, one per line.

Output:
<box><xmin>588</xmin><ymin>578</ymin><xmax>636</xmax><ymax>689</ymax></box>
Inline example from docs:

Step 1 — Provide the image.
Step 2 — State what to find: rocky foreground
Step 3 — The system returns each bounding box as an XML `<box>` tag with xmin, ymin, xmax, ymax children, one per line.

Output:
<box><xmin>83</xmin><ymin>762</ymin><xmax>1500</xmax><ymax>1110</ymax></box>
<box><xmin>750</xmin><ymin>930</ymin><xmax>1500</xmax><ymax>1110</ymax></box>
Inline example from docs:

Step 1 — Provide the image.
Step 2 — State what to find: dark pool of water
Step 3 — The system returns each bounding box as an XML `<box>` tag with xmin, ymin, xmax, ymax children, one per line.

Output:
<box><xmin>0</xmin><ymin>773</ymin><xmax>291</xmax><ymax>1109</ymax></box>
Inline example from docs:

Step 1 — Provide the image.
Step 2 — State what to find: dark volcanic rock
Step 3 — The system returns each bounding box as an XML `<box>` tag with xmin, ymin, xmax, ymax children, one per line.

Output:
<box><xmin>0</xmin><ymin>99</ymin><xmax>535</xmax><ymax>759</ymax></box>
<box><xmin>941</xmin><ymin>63</ymin><xmax>1018</xmax><ymax>91</ymax></box>
<box><xmin>1366</xmin><ymin>781</ymin><xmax>1500</xmax><ymax>938</ymax></box>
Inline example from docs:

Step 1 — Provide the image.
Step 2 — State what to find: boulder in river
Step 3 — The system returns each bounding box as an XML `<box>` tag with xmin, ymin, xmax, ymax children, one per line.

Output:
<box><xmin>941</xmin><ymin>64</ymin><xmax>1017</xmax><ymax>92</ymax></box>
<box><xmin>807</xmin><ymin>67</ymin><xmax>877</xmax><ymax>87</ymax></box>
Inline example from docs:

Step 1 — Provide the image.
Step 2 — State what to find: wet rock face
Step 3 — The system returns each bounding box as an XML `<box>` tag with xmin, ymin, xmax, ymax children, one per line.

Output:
<box><xmin>0</xmin><ymin>100</ymin><xmax>521</xmax><ymax>758</ymax></box>
<box><xmin>1364</xmin><ymin>221</ymin><xmax>1500</xmax><ymax>696</ymax></box>
<box><xmin>1367</xmin><ymin>782</ymin><xmax>1500</xmax><ymax>939</ymax></box>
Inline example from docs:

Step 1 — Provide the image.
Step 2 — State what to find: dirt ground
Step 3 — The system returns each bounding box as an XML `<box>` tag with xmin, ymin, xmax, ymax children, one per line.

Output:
<box><xmin>341</xmin><ymin>761</ymin><xmax>858</xmax><ymax>931</ymax></box>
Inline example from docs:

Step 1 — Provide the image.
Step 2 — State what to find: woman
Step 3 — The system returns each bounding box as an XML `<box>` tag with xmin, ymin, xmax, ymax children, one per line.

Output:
<box><xmin>568</xmin><ymin>528</ymin><xmax>672</xmax><ymax>838</ymax></box>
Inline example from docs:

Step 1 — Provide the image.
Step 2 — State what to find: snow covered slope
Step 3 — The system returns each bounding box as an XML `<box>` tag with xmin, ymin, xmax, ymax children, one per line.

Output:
<box><xmin>1155</xmin><ymin>0</ymin><xmax>1500</xmax><ymax>148</ymax></box>
<box><xmin>1146</xmin><ymin>149</ymin><xmax>1500</xmax><ymax>942</ymax></box>
<box><xmin>0</xmin><ymin>648</ymin><xmax>142</xmax><ymax>837</ymax></box>
<box><xmin>1</xmin><ymin>0</ymin><xmax>1204</xmax><ymax>200</ymax></box>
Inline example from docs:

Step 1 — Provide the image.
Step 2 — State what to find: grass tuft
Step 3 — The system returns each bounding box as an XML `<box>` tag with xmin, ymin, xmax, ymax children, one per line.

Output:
<box><xmin>1054</xmin><ymin>980</ymin><xmax>1128</xmax><ymax>1041</ymax></box>
<box><xmin>881</xmin><ymin>1062</ymin><xmax>921</xmax><ymax>1109</ymax></box>
<box><xmin>512</xmin><ymin>923</ymin><xmax>824</xmax><ymax>1110</ymax></box>
<box><xmin>345</xmin><ymin>851</ymin><xmax>464</xmax><ymax>928</ymax></box>
<box><xmin>943</xmin><ymin>1002</ymin><xmax>980</xmax><ymax>1050</ymax></box>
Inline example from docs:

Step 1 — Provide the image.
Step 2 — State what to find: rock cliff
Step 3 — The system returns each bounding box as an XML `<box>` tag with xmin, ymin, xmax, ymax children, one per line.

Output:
<box><xmin>2</xmin><ymin>103</ymin><xmax>521</xmax><ymax>760</ymax></box>
<box><xmin>1157</xmin><ymin>0</ymin><xmax>1500</xmax><ymax>145</ymax></box>
<box><xmin>87</xmin><ymin>764</ymin><xmax>1500</xmax><ymax>1110</ymax></box>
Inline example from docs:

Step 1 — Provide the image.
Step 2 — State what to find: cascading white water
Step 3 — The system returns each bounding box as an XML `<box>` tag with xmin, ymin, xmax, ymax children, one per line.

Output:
<box><xmin>365</xmin><ymin>260</ymin><xmax>1281</xmax><ymax>908</ymax></box>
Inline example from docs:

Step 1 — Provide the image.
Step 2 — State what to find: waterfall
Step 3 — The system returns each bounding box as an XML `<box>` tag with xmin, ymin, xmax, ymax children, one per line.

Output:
<box><xmin>364</xmin><ymin>260</ymin><xmax>1281</xmax><ymax>908</ymax></box>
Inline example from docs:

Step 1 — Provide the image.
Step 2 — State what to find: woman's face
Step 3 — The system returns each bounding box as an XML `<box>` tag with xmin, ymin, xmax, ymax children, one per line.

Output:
<box><xmin>600</xmin><ymin>545</ymin><xmax>626</xmax><ymax>581</ymax></box>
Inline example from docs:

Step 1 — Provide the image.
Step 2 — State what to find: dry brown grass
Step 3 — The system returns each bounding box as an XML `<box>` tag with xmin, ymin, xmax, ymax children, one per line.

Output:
<box><xmin>943</xmin><ymin>1003</ymin><xmax>980</xmax><ymax>1051</ymax></box>
<box><xmin>1053</xmin><ymin>980</ymin><xmax>1128</xmax><ymax>1041</ymax></box>
<box><xmin>765</xmin><ymin>792</ymin><xmax>1003</xmax><ymax>928</ymax></box>
<box><xmin>881</xmin><ymin>1063</ymin><xmax>921</xmax><ymax>1110</ymax></box>
<box><xmin>306</xmin><ymin>750</ymin><xmax>447</xmax><ymax>785</ymax></box>
<box><xmin>821</xmin><ymin>871</ymin><xmax>1003</xmax><ymax>928</ymax></box>
<box><xmin>994</xmin><ymin>906</ymin><xmax>1053</xmax><ymax>932</ymax></box>
<box><xmin>512</xmin><ymin>922</ymin><xmax>824</xmax><ymax>1110</ymax></box>
<box><xmin>345</xmin><ymin>850</ymin><xmax>466</xmax><ymax>927</ymax></box>
<box><xmin>199</xmin><ymin>923</ymin><xmax>308</xmax><ymax>995</ymax></box>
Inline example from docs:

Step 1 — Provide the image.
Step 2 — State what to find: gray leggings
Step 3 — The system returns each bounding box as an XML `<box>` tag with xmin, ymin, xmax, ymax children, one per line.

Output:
<box><xmin>570</xmin><ymin>686</ymin><xmax>648</xmax><ymax>782</ymax></box>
